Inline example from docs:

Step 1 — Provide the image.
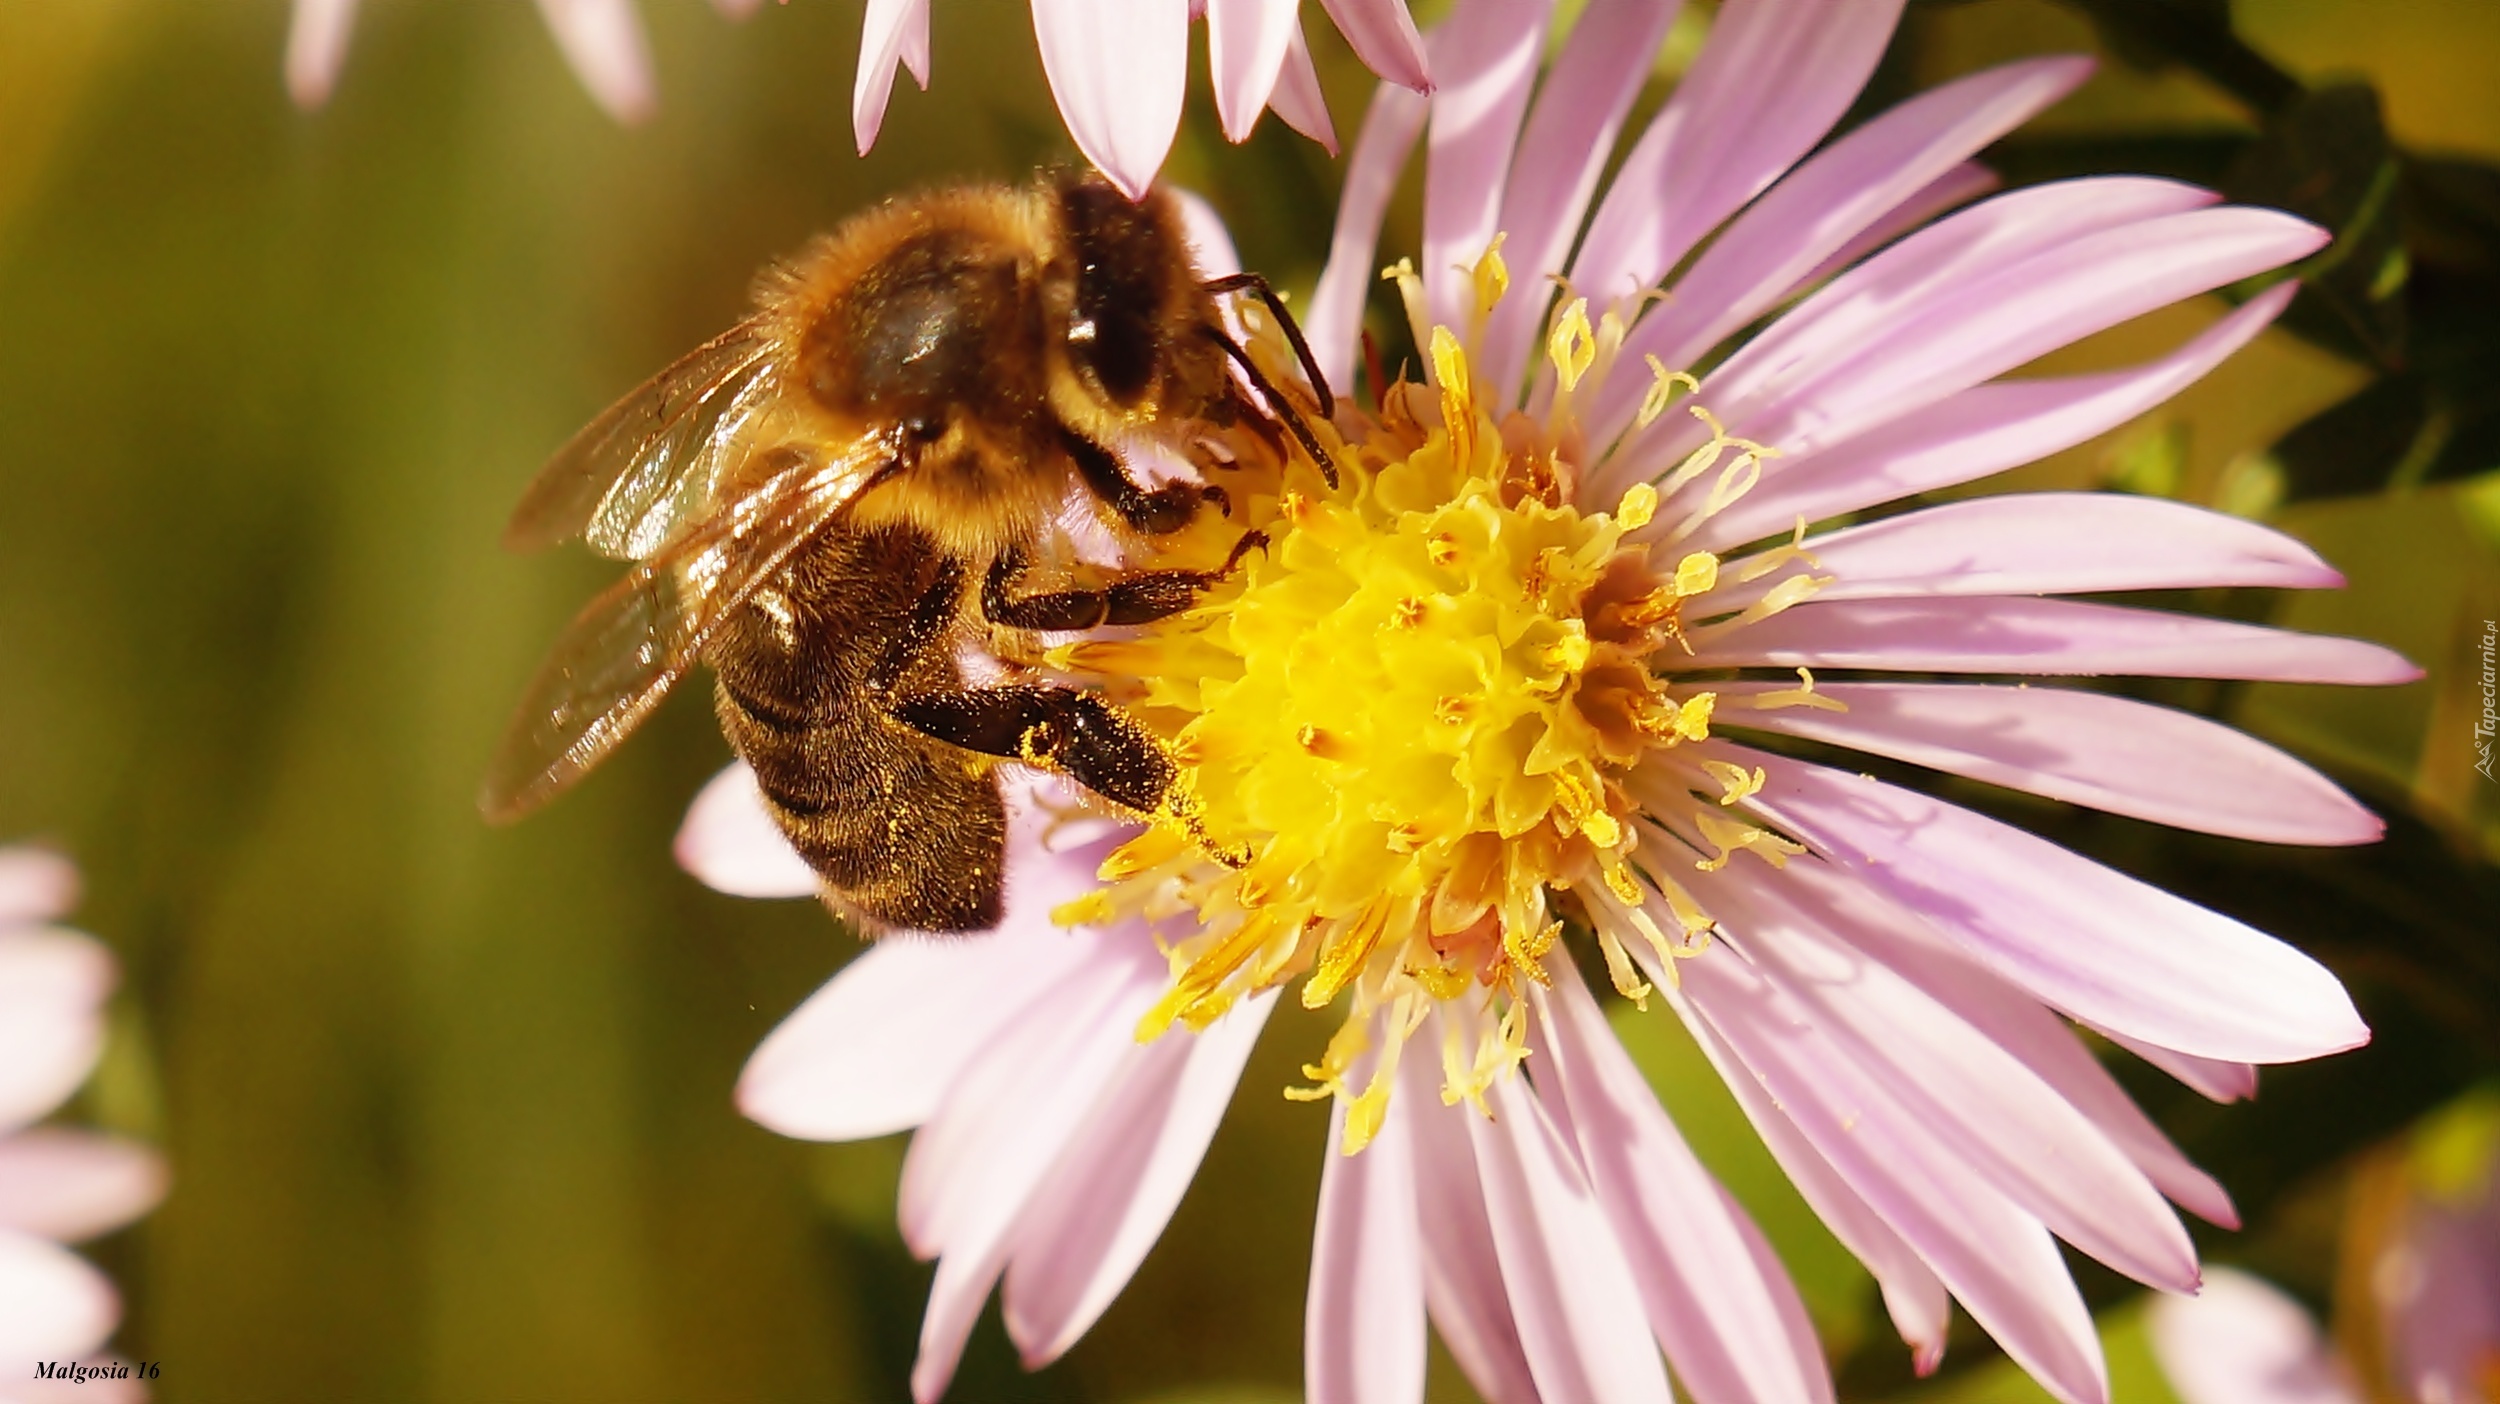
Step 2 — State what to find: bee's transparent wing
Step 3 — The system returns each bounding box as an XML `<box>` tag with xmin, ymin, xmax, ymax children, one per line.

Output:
<box><xmin>502</xmin><ymin>317</ymin><xmax>779</xmax><ymax>559</ymax></box>
<box><xmin>479</xmin><ymin>434</ymin><xmax>902</xmax><ymax>823</ymax></box>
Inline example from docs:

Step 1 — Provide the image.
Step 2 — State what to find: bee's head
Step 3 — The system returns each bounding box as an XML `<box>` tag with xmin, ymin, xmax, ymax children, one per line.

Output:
<box><xmin>1045</xmin><ymin>172</ymin><xmax>1219</xmax><ymax>426</ymax></box>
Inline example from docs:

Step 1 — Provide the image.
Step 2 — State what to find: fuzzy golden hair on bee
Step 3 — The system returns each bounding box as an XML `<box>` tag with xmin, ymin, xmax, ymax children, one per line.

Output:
<box><xmin>482</xmin><ymin>168</ymin><xmax>1336</xmax><ymax>933</ymax></box>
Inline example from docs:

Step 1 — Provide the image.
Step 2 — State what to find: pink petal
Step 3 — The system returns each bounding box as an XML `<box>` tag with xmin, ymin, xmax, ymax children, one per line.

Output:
<box><xmin>1570</xmin><ymin>0</ymin><xmax>1905</xmax><ymax>306</ymax></box>
<box><xmin>1318</xmin><ymin>0</ymin><xmax>1432</xmax><ymax>91</ymax></box>
<box><xmin>1692</xmin><ymin>595</ymin><xmax>2422</xmax><ymax>685</ymax></box>
<box><xmin>1621</xmin><ymin>56</ymin><xmax>2095</xmax><ymax>384</ymax></box>
<box><xmin>1402</xmin><ymin>1047</ymin><xmax>1540</xmax><ymax>1404</ymax></box>
<box><xmin>1688</xmin><ymin>285</ymin><xmax>2290</xmax><ymax>550</ymax></box>
<box><xmin>1683</xmin><ymin>866</ymin><xmax>2202</xmax><ymax>1293</ymax></box>
<box><xmin>1718</xmin><ymin>681</ymin><xmax>2382</xmax><ymax>846</ymax></box>
<box><xmin>0</xmin><ymin>931</ymin><xmax>113</xmax><ymax>1136</ymax></box>
<box><xmin>2097</xmin><ymin>1029</ymin><xmax>2258</xmax><ymax>1104</ymax></box>
<box><xmin>1664</xmin><ymin>957</ymin><xmax>2111</xmax><ymax>1404</ymax></box>
<box><xmin>711</xmin><ymin>0</ymin><xmax>764</xmax><ymax>16</ymax></box>
<box><xmin>0</xmin><ymin>849</ymin><xmax>79</xmax><ymax>928</ymax></box>
<box><xmin>1475</xmin><ymin>0</ymin><xmax>1684</xmax><ymax>396</ymax></box>
<box><xmin>1171</xmin><ymin>189</ymin><xmax>1244</xmax><ymax>279</ymax></box>
<box><xmin>1306</xmin><ymin>82</ymin><xmax>1430</xmax><ymax>390</ymax></box>
<box><xmin>1664</xmin><ymin>990</ymin><xmax>1952</xmax><ymax>1368</ymax></box>
<box><xmin>1032</xmin><ymin>0</ymin><xmax>1189</xmax><ymax>200</ymax></box>
<box><xmin>903</xmin><ymin>947</ymin><xmax>1165</xmax><ymax>1403</ymax></box>
<box><xmin>853</xmin><ymin>0</ymin><xmax>934</xmax><ymax>155</ymax></box>
<box><xmin>1307</xmin><ymin>1082</ymin><xmax>1426</xmax><ymax>1404</ymax></box>
<box><xmin>1206</xmin><ymin>0</ymin><xmax>1297</xmax><ymax>143</ymax></box>
<box><xmin>1002</xmin><ymin>991</ymin><xmax>1274</xmax><ymax>1365</ymax></box>
<box><xmin>1795</xmin><ymin>161</ymin><xmax>2001</xmax><ymax>292</ymax></box>
<box><xmin>1711</xmin><ymin>494</ymin><xmax>2342</xmax><ymax>610</ymax></box>
<box><xmin>1592</xmin><ymin>176</ymin><xmax>2224</xmax><ymax>476</ymax></box>
<box><xmin>1533</xmin><ymin>966</ymin><xmax>1835</xmax><ymax>1404</ymax></box>
<box><xmin>1753</xmin><ymin>858</ymin><xmax>2239</xmax><ymax>1228</ymax></box>
<box><xmin>1465</xmin><ymin>1075</ymin><xmax>1676</xmax><ymax>1404</ymax></box>
<box><xmin>534</xmin><ymin>0</ymin><xmax>657</xmax><ymax>125</ymax></box>
<box><xmin>285</xmin><ymin>0</ymin><xmax>360</xmax><ymax>107</ymax></box>
<box><xmin>1719</xmin><ymin>746</ymin><xmax>2371</xmax><ymax>1063</ymax></box>
<box><xmin>1266</xmin><ymin>22</ymin><xmax>1339</xmax><ymax>153</ymax></box>
<box><xmin>1418</xmin><ymin>0</ymin><xmax>1556</xmax><ymax>339</ymax></box>
<box><xmin>1652</xmin><ymin>203</ymin><xmax>2329</xmax><ymax>479</ymax></box>
<box><xmin>0</xmin><ymin>1131</ymin><xmax>167</xmax><ymax>1243</ymax></box>
<box><xmin>675</xmin><ymin>762</ymin><xmax>818</xmax><ymax>900</ymax></box>
<box><xmin>2382</xmin><ymin>1196</ymin><xmax>2500</xmax><ymax>1403</ymax></box>
<box><xmin>0</xmin><ymin>1230</ymin><xmax>116</xmax><ymax>1364</ymax></box>
<box><xmin>2149</xmin><ymin>1268</ymin><xmax>2362</xmax><ymax>1404</ymax></box>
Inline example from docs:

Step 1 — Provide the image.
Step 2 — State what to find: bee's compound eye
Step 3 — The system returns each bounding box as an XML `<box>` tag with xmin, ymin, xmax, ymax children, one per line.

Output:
<box><xmin>1057</xmin><ymin>177</ymin><xmax>1173</xmax><ymax>409</ymax></box>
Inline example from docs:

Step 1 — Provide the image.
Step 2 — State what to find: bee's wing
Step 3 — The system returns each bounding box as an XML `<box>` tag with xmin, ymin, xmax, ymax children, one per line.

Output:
<box><xmin>502</xmin><ymin>318</ymin><xmax>780</xmax><ymax>559</ymax></box>
<box><xmin>479</xmin><ymin>432</ymin><xmax>904</xmax><ymax>823</ymax></box>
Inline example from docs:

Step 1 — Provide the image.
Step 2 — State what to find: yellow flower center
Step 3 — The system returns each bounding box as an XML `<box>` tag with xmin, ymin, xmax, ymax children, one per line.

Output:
<box><xmin>1051</xmin><ymin>247</ymin><xmax>1833</xmax><ymax>1151</ymax></box>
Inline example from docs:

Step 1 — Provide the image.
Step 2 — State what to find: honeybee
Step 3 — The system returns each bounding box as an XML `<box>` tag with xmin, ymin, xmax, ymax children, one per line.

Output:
<box><xmin>479</xmin><ymin>171</ymin><xmax>1333</xmax><ymax>932</ymax></box>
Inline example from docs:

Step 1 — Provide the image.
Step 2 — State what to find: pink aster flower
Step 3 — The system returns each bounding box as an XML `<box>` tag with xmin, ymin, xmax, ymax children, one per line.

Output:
<box><xmin>0</xmin><ymin>848</ymin><xmax>166</xmax><ymax>1394</ymax></box>
<box><xmin>287</xmin><ymin>0</ymin><xmax>1427</xmax><ymax>200</ymax></box>
<box><xmin>2151</xmin><ymin>1139</ymin><xmax>2500</xmax><ymax>1404</ymax></box>
<box><xmin>685</xmin><ymin>1</ymin><xmax>2417</xmax><ymax>1401</ymax></box>
<box><xmin>853</xmin><ymin>0</ymin><xmax>1432</xmax><ymax>197</ymax></box>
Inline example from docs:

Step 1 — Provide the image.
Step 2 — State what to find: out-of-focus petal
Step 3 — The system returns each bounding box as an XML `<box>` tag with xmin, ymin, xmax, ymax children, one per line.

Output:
<box><xmin>1307</xmin><ymin>1079</ymin><xmax>1426</xmax><ymax>1404</ymax></box>
<box><xmin>0</xmin><ymin>930</ymin><xmax>113</xmax><ymax>1136</ymax></box>
<box><xmin>0</xmin><ymin>1131</ymin><xmax>167</xmax><ymax>1244</ymax></box>
<box><xmin>1318</xmin><ymin>0</ymin><xmax>1432</xmax><ymax>91</ymax></box>
<box><xmin>902</xmin><ymin>943</ymin><xmax>1165</xmax><ymax>1403</ymax></box>
<box><xmin>1710</xmin><ymin>494</ymin><xmax>2341</xmax><ymax>610</ymax></box>
<box><xmin>2381</xmin><ymin>1195</ymin><xmax>2500</xmax><ymax>1404</ymax></box>
<box><xmin>1684</xmin><ymin>867</ymin><xmax>2200</xmax><ymax>1294</ymax></box>
<box><xmin>0</xmin><ymin>1229</ymin><xmax>117</xmax><ymax>1366</ymax></box>
<box><xmin>286</xmin><ymin>0</ymin><xmax>361</xmax><ymax>107</ymax></box>
<box><xmin>1753</xmin><ymin>858</ymin><xmax>2240</xmax><ymax>1228</ymax></box>
<box><xmin>1665</xmin><ymin>955</ymin><xmax>2111</xmax><ymax>1404</ymax></box>
<box><xmin>1720</xmin><ymin>681</ymin><xmax>2381</xmax><ymax>848</ymax></box>
<box><xmin>1476</xmin><ymin>0</ymin><xmax>1682</xmax><ymax>395</ymax></box>
<box><xmin>675</xmin><ymin>762</ymin><xmax>818</xmax><ymax>900</ymax></box>
<box><xmin>1402</xmin><ymin>1044</ymin><xmax>1539</xmax><ymax>1404</ymax></box>
<box><xmin>1621</xmin><ymin>56</ymin><xmax>2093</xmax><ymax>383</ymax></box>
<box><xmin>1533</xmin><ymin>966</ymin><xmax>1834</xmax><ymax>1404</ymax></box>
<box><xmin>1306</xmin><ymin>83</ymin><xmax>1429</xmax><ymax>390</ymax></box>
<box><xmin>1721</xmin><ymin>747</ymin><xmax>2371</xmax><ymax>1064</ymax></box>
<box><xmin>2149</xmin><ymin>1268</ymin><xmax>2362</xmax><ymax>1404</ymax></box>
<box><xmin>1171</xmin><ymin>189</ymin><xmax>1243</xmax><ymax>279</ymax></box>
<box><xmin>854</xmin><ymin>0</ymin><xmax>934</xmax><ymax>155</ymax></box>
<box><xmin>1691</xmin><ymin>595</ymin><xmax>2421</xmax><ymax>685</ymax></box>
<box><xmin>1418</xmin><ymin>0</ymin><xmax>1554</xmax><ymax>338</ymax></box>
<box><xmin>534</xmin><ymin>0</ymin><xmax>657</xmax><ymax>125</ymax></box>
<box><xmin>1689</xmin><ymin>286</ymin><xmax>2291</xmax><ymax>550</ymax></box>
<box><xmin>1266</xmin><ymin>22</ymin><xmax>1338</xmax><ymax>153</ymax></box>
<box><xmin>1206</xmin><ymin>0</ymin><xmax>1297</xmax><ymax>144</ymax></box>
<box><xmin>0</xmin><ymin>850</ymin><xmax>79</xmax><ymax>929</ymax></box>
<box><xmin>1032</xmin><ymin>0</ymin><xmax>1189</xmax><ymax>200</ymax></box>
<box><xmin>1571</xmin><ymin>0</ymin><xmax>1904</xmax><ymax>306</ymax></box>
<box><xmin>711</xmin><ymin>0</ymin><xmax>763</xmax><ymax>17</ymax></box>
<box><xmin>1466</xmin><ymin>1075</ymin><xmax>1676</xmax><ymax>1404</ymax></box>
<box><xmin>1003</xmin><ymin>991</ymin><xmax>1274</xmax><ymax>1366</ymax></box>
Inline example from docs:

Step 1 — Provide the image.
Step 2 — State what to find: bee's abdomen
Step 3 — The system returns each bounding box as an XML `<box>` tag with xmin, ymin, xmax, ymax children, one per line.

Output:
<box><xmin>708</xmin><ymin>524</ymin><xmax>1007</xmax><ymax>933</ymax></box>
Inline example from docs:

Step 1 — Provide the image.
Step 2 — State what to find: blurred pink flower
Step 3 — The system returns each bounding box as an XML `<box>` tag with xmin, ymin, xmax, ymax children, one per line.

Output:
<box><xmin>2152</xmin><ymin>1144</ymin><xmax>2500</xmax><ymax>1404</ymax></box>
<box><xmin>0</xmin><ymin>849</ymin><xmax>165</xmax><ymax>1394</ymax></box>
<box><xmin>684</xmin><ymin>2</ymin><xmax>2416</xmax><ymax>1401</ymax></box>
<box><xmin>287</xmin><ymin>0</ymin><xmax>1429</xmax><ymax>198</ymax></box>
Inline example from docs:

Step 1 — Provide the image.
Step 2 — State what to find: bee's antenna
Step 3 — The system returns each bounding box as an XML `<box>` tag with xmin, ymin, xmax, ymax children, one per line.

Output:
<box><xmin>1203</xmin><ymin>327</ymin><xmax>1338</xmax><ymax>489</ymax></box>
<box><xmin>1201</xmin><ymin>272</ymin><xmax>1334</xmax><ymax>418</ymax></box>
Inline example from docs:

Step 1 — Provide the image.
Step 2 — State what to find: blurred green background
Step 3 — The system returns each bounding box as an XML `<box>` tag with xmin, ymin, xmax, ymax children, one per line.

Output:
<box><xmin>1</xmin><ymin>1</ymin><xmax>2496</xmax><ymax>1400</ymax></box>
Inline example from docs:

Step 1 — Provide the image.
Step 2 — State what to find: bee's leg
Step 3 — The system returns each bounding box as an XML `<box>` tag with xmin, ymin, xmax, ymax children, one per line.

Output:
<box><xmin>982</xmin><ymin>532</ymin><xmax>1267</xmax><ymax>631</ymax></box>
<box><xmin>1064</xmin><ymin>428</ymin><xmax>1218</xmax><ymax>536</ymax></box>
<box><xmin>891</xmin><ymin>685</ymin><xmax>1173</xmax><ymax>816</ymax></box>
